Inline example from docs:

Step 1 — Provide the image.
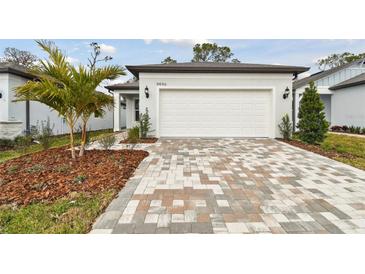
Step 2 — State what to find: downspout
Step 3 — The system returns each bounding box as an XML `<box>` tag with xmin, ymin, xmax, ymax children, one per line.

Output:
<box><xmin>292</xmin><ymin>72</ymin><xmax>298</xmax><ymax>132</ymax></box>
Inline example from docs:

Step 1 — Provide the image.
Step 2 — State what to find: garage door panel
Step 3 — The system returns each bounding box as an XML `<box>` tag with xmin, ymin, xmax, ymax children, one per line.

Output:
<box><xmin>159</xmin><ymin>90</ymin><xmax>271</xmax><ymax>137</ymax></box>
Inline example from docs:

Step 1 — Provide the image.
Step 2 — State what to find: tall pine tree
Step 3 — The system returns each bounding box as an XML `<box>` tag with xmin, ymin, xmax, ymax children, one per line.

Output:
<box><xmin>297</xmin><ymin>82</ymin><xmax>329</xmax><ymax>144</ymax></box>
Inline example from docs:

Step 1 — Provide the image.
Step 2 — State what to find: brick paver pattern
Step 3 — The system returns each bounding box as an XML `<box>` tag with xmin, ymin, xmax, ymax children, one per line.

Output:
<box><xmin>91</xmin><ymin>138</ymin><xmax>365</xmax><ymax>234</ymax></box>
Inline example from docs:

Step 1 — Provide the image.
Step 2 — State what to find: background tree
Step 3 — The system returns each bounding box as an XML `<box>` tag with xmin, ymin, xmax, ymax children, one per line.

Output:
<box><xmin>191</xmin><ymin>43</ymin><xmax>239</xmax><ymax>63</ymax></box>
<box><xmin>161</xmin><ymin>56</ymin><xmax>177</xmax><ymax>64</ymax></box>
<box><xmin>317</xmin><ymin>52</ymin><xmax>365</xmax><ymax>70</ymax></box>
<box><xmin>297</xmin><ymin>82</ymin><xmax>329</xmax><ymax>144</ymax></box>
<box><xmin>88</xmin><ymin>42</ymin><xmax>113</xmax><ymax>69</ymax></box>
<box><xmin>1</xmin><ymin>47</ymin><xmax>38</xmax><ymax>68</ymax></box>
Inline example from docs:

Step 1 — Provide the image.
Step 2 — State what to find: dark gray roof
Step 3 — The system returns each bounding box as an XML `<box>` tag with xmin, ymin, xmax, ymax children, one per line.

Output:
<box><xmin>293</xmin><ymin>58</ymin><xmax>365</xmax><ymax>89</ymax></box>
<box><xmin>0</xmin><ymin>62</ymin><xmax>34</xmax><ymax>79</ymax></box>
<box><xmin>126</xmin><ymin>62</ymin><xmax>309</xmax><ymax>77</ymax></box>
<box><xmin>329</xmin><ymin>72</ymin><xmax>365</xmax><ymax>90</ymax></box>
<box><xmin>105</xmin><ymin>80</ymin><xmax>139</xmax><ymax>91</ymax></box>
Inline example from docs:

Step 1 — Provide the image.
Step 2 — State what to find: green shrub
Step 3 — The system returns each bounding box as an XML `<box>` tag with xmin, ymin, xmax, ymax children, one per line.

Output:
<box><xmin>0</xmin><ymin>138</ymin><xmax>15</xmax><ymax>149</ymax></box>
<box><xmin>99</xmin><ymin>134</ymin><xmax>116</xmax><ymax>150</ymax></box>
<box><xmin>127</xmin><ymin>126</ymin><xmax>140</xmax><ymax>143</ymax></box>
<box><xmin>14</xmin><ymin>135</ymin><xmax>33</xmax><ymax>154</ymax></box>
<box><xmin>349</xmin><ymin>126</ymin><xmax>356</xmax><ymax>133</ymax></box>
<box><xmin>361</xmin><ymin>128</ymin><xmax>365</xmax><ymax>134</ymax></box>
<box><xmin>297</xmin><ymin>82</ymin><xmax>329</xmax><ymax>144</ymax></box>
<box><xmin>278</xmin><ymin>113</ymin><xmax>292</xmax><ymax>140</ymax></box>
<box><xmin>355</xmin><ymin>126</ymin><xmax>361</xmax><ymax>134</ymax></box>
<box><xmin>139</xmin><ymin>108</ymin><xmax>152</xmax><ymax>138</ymax></box>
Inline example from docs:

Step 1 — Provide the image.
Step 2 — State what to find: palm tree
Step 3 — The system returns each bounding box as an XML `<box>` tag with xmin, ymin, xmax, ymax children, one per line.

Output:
<box><xmin>16</xmin><ymin>40</ymin><xmax>80</xmax><ymax>159</ymax></box>
<box><xmin>70</xmin><ymin>65</ymin><xmax>124</xmax><ymax>156</ymax></box>
<box><xmin>15</xmin><ymin>40</ymin><xmax>125</xmax><ymax>159</ymax></box>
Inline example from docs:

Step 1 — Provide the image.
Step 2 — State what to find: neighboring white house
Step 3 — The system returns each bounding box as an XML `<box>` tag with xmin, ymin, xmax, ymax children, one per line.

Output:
<box><xmin>293</xmin><ymin>58</ymin><xmax>365</xmax><ymax>128</ymax></box>
<box><xmin>107</xmin><ymin>62</ymin><xmax>308</xmax><ymax>138</ymax></box>
<box><xmin>0</xmin><ymin>63</ymin><xmax>125</xmax><ymax>139</ymax></box>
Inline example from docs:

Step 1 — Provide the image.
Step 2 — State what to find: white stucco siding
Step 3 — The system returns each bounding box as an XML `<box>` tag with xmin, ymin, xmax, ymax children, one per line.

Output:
<box><xmin>0</xmin><ymin>73</ymin><xmax>9</xmax><ymax>121</ymax></box>
<box><xmin>331</xmin><ymin>85</ymin><xmax>365</xmax><ymax>127</ymax></box>
<box><xmin>138</xmin><ymin>72</ymin><xmax>293</xmax><ymax>138</ymax></box>
<box><xmin>5</xmin><ymin>74</ymin><xmax>113</xmax><ymax>135</ymax></box>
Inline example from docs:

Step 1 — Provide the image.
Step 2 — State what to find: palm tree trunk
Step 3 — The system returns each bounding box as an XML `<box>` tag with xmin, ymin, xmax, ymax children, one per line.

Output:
<box><xmin>79</xmin><ymin>119</ymin><xmax>87</xmax><ymax>157</ymax></box>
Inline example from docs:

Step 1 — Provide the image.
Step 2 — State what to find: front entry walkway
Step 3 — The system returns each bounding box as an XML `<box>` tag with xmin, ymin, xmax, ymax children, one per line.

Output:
<box><xmin>91</xmin><ymin>138</ymin><xmax>365</xmax><ymax>234</ymax></box>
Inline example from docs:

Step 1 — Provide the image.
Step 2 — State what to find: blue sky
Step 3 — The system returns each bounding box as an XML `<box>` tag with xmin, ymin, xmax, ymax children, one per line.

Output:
<box><xmin>1</xmin><ymin>39</ymin><xmax>365</xmax><ymax>82</ymax></box>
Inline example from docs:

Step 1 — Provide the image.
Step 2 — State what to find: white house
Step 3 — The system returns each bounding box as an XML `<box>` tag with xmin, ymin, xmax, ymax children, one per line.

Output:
<box><xmin>0</xmin><ymin>63</ymin><xmax>125</xmax><ymax>139</ymax></box>
<box><xmin>107</xmin><ymin>62</ymin><xmax>308</xmax><ymax>138</ymax></box>
<box><xmin>293</xmin><ymin>58</ymin><xmax>365</xmax><ymax>128</ymax></box>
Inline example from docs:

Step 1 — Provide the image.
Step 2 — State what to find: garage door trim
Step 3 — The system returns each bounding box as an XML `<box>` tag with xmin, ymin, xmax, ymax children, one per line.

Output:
<box><xmin>156</xmin><ymin>86</ymin><xmax>276</xmax><ymax>138</ymax></box>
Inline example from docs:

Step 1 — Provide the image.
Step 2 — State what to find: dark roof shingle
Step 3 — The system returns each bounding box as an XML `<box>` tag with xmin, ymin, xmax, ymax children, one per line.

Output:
<box><xmin>105</xmin><ymin>80</ymin><xmax>139</xmax><ymax>91</ymax></box>
<box><xmin>126</xmin><ymin>62</ymin><xmax>309</xmax><ymax>77</ymax></box>
<box><xmin>0</xmin><ymin>62</ymin><xmax>35</xmax><ymax>79</ymax></box>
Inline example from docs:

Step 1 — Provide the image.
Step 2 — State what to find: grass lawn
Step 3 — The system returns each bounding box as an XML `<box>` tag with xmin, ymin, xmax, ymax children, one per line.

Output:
<box><xmin>289</xmin><ymin>132</ymin><xmax>365</xmax><ymax>171</ymax></box>
<box><xmin>0</xmin><ymin>128</ymin><xmax>113</xmax><ymax>163</ymax></box>
<box><xmin>0</xmin><ymin>190</ymin><xmax>116</xmax><ymax>233</ymax></box>
<box><xmin>320</xmin><ymin>133</ymin><xmax>365</xmax><ymax>170</ymax></box>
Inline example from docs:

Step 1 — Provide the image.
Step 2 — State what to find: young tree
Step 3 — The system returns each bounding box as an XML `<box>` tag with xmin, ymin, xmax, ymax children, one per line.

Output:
<box><xmin>1</xmin><ymin>47</ymin><xmax>38</xmax><ymax>68</ymax></box>
<box><xmin>297</xmin><ymin>82</ymin><xmax>329</xmax><ymax>144</ymax></box>
<box><xmin>191</xmin><ymin>43</ymin><xmax>240</xmax><ymax>63</ymax></box>
<box><xmin>161</xmin><ymin>56</ymin><xmax>177</xmax><ymax>64</ymax></box>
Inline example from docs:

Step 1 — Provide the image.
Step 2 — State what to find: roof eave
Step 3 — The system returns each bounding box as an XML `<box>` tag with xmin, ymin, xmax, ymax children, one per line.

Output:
<box><xmin>329</xmin><ymin>80</ymin><xmax>365</xmax><ymax>90</ymax></box>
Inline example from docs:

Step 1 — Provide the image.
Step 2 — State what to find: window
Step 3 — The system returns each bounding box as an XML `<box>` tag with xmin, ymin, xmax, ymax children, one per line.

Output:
<box><xmin>134</xmin><ymin>99</ymin><xmax>140</xmax><ymax>121</ymax></box>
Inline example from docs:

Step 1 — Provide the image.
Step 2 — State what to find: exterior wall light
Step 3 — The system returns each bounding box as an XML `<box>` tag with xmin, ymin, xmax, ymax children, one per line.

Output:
<box><xmin>0</xmin><ymin>90</ymin><xmax>3</xmax><ymax>99</ymax></box>
<box><xmin>283</xmin><ymin>87</ymin><xmax>290</xmax><ymax>99</ymax></box>
<box><xmin>144</xmin><ymin>86</ymin><xmax>150</xmax><ymax>98</ymax></box>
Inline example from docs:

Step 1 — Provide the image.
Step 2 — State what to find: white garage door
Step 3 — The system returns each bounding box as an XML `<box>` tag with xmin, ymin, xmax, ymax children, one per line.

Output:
<box><xmin>159</xmin><ymin>89</ymin><xmax>272</xmax><ymax>137</ymax></box>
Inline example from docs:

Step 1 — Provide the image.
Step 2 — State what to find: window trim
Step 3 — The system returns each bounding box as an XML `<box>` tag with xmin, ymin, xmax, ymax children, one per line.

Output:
<box><xmin>134</xmin><ymin>98</ymin><xmax>140</xmax><ymax>122</ymax></box>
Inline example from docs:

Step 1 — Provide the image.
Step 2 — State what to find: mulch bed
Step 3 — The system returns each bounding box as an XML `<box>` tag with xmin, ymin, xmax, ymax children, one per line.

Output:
<box><xmin>120</xmin><ymin>138</ymin><xmax>158</xmax><ymax>144</ymax></box>
<box><xmin>279</xmin><ymin>139</ymin><xmax>357</xmax><ymax>161</ymax></box>
<box><xmin>0</xmin><ymin>147</ymin><xmax>148</xmax><ymax>206</ymax></box>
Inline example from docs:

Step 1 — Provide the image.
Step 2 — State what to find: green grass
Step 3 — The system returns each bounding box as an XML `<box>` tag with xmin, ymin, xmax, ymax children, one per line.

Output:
<box><xmin>0</xmin><ymin>129</ymin><xmax>113</xmax><ymax>163</ymax></box>
<box><xmin>0</xmin><ymin>190</ymin><xmax>116</xmax><ymax>234</ymax></box>
<box><xmin>293</xmin><ymin>132</ymin><xmax>365</xmax><ymax>170</ymax></box>
<box><xmin>321</xmin><ymin>133</ymin><xmax>365</xmax><ymax>170</ymax></box>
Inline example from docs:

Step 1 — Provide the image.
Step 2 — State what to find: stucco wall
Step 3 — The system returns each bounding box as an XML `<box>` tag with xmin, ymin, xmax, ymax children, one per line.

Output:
<box><xmin>138</xmin><ymin>72</ymin><xmax>293</xmax><ymax>138</ymax></box>
<box><xmin>331</xmin><ymin>85</ymin><xmax>365</xmax><ymax>127</ymax></box>
<box><xmin>0</xmin><ymin>73</ymin><xmax>9</xmax><ymax>121</ymax></box>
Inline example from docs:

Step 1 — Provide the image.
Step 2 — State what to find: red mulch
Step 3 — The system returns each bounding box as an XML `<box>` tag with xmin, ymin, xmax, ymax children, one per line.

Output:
<box><xmin>120</xmin><ymin>138</ymin><xmax>158</xmax><ymax>144</ymax></box>
<box><xmin>279</xmin><ymin>139</ymin><xmax>355</xmax><ymax>160</ymax></box>
<box><xmin>0</xmin><ymin>147</ymin><xmax>148</xmax><ymax>206</ymax></box>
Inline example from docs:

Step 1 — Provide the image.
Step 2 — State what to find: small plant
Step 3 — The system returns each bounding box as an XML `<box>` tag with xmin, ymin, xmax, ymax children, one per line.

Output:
<box><xmin>342</xmin><ymin>125</ymin><xmax>349</xmax><ymax>132</ymax></box>
<box><xmin>26</xmin><ymin>164</ymin><xmax>45</xmax><ymax>173</ymax></box>
<box><xmin>99</xmin><ymin>134</ymin><xmax>116</xmax><ymax>150</ymax></box>
<box><xmin>34</xmin><ymin>118</ymin><xmax>54</xmax><ymax>150</ymax></box>
<box><xmin>127</xmin><ymin>126</ymin><xmax>140</xmax><ymax>143</ymax></box>
<box><xmin>355</xmin><ymin>126</ymin><xmax>361</xmax><ymax>134</ymax></box>
<box><xmin>14</xmin><ymin>135</ymin><xmax>33</xmax><ymax>154</ymax></box>
<box><xmin>6</xmin><ymin>165</ymin><xmax>19</xmax><ymax>174</ymax></box>
<box><xmin>54</xmin><ymin>164</ymin><xmax>71</xmax><ymax>173</ymax></box>
<box><xmin>362</xmin><ymin>128</ymin><xmax>365</xmax><ymax>134</ymax></box>
<box><xmin>73</xmin><ymin>174</ymin><xmax>87</xmax><ymax>183</ymax></box>
<box><xmin>30</xmin><ymin>182</ymin><xmax>47</xmax><ymax>191</ymax></box>
<box><xmin>349</xmin><ymin>126</ymin><xmax>356</xmax><ymax>133</ymax></box>
<box><xmin>278</xmin><ymin>113</ymin><xmax>292</xmax><ymax>140</ymax></box>
<box><xmin>139</xmin><ymin>108</ymin><xmax>152</xmax><ymax>138</ymax></box>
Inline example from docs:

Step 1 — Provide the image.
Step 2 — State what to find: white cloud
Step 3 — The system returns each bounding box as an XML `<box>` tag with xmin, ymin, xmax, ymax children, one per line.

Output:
<box><xmin>99</xmin><ymin>43</ymin><xmax>117</xmax><ymax>54</ymax></box>
<box><xmin>144</xmin><ymin>39</ymin><xmax>211</xmax><ymax>47</ymax></box>
<box><xmin>66</xmin><ymin>56</ymin><xmax>79</xmax><ymax>64</ymax></box>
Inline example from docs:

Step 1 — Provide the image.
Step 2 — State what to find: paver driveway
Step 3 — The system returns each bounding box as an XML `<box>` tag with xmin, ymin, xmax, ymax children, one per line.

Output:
<box><xmin>91</xmin><ymin>138</ymin><xmax>365</xmax><ymax>234</ymax></box>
